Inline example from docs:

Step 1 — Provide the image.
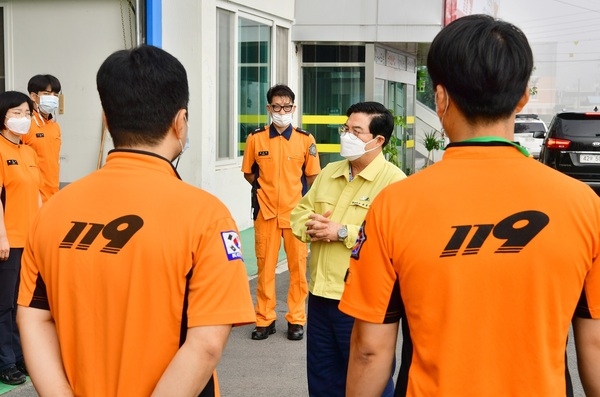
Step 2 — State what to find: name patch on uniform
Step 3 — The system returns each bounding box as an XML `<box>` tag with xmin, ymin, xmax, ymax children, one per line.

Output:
<box><xmin>221</xmin><ymin>231</ymin><xmax>243</xmax><ymax>261</ymax></box>
<box><xmin>350</xmin><ymin>221</ymin><xmax>367</xmax><ymax>260</ymax></box>
<box><xmin>36</xmin><ymin>133</ymin><xmax>45</xmax><ymax>138</ymax></box>
<box><xmin>258</xmin><ymin>151</ymin><xmax>269</xmax><ymax>156</ymax></box>
<box><xmin>309</xmin><ymin>143</ymin><xmax>317</xmax><ymax>157</ymax></box>
<box><xmin>6</xmin><ymin>159</ymin><xmax>18</xmax><ymax>166</ymax></box>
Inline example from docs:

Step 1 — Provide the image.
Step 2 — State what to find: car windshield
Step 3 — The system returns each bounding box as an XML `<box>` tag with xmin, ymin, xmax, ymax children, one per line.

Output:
<box><xmin>515</xmin><ymin>122</ymin><xmax>545</xmax><ymax>135</ymax></box>
<box><xmin>558</xmin><ymin>118</ymin><xmax>600</xmax><ymax>137</ymax></box>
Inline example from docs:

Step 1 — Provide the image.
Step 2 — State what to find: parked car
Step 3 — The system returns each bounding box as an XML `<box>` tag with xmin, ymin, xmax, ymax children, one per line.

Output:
<box><xmin>539</xmin><ymin>111</ymin><xmax>600</xmax><ymax>189</ymax></box>
<box><xmin>514</xmin><ymin>113</ymin><xmax>547</xmax><ymax>158</ymax></box>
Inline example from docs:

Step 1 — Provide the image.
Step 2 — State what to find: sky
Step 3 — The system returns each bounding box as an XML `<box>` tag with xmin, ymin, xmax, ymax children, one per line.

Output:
<box><xmin>496</xmin><ymin>0</ymin><xmax>600</xmax><ymax>93</ymax></box>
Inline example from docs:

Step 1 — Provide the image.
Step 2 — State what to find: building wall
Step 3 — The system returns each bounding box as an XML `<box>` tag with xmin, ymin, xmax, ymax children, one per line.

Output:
<box><xmin>293</xmin><ymin>0</ymin><xmax>444</xmax><ymax>42</ymax></box>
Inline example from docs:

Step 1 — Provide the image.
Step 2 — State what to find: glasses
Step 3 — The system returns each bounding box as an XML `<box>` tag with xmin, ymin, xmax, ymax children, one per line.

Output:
<box><xmin>269</xmin><ymin>104</ymin><xmax>294</xmax><ymax>113</ymax></box>
<box><xmin>338</xmin><ymin>125</ymin><xmax>372</xmax><ymax>140</ymax></box>
<box><xmin>6</xmin><ymin>110</ymin><xmax>32</xmax><ymax>119</ymax></box>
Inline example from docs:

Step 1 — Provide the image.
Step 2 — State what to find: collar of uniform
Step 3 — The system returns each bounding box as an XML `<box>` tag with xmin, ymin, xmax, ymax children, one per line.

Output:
<box><xmin>105</xmin><ymin>149</ymin><xmax>182</xmax><ymax>180</ymax></box>
<box><xmin>442</xmin><ymin>143</ymin><xmax>528</xmax><ymax>160</ymax></box>
<box><xmin>330</xmin><ymin>152</ymin><xmax>387</xmax><ymax>182</ymax></box>
<box><xmin>0</xmin><ymin>133</ymin><xmax>22</xmax><ymax>146</ymax></box>
<box><xmin>269</xmin><ymin>123</ymin><xmax>293</xmax><ymax>140</ymax></box>
<box><xmin>33</xmin><ymin>110</ymin><xmax>53</xmax><ymax>123</ymax></box>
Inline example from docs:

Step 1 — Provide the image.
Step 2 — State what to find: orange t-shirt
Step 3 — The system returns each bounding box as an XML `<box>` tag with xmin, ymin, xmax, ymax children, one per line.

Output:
<box><xmin>22</xmin><ymin>111</ymin><xmax>61</xmax><ymax>202</ymax></box>
<box><xmin>340</xmin><ymin>144</ymin><xmax>600</xmax><ymax>396</ymax></box>
<box><xmin>0</xmin><ymin>135</ymin><xmax>40</xmax><ymax>247</ymax></box>
<box><xmin>19</xmin><ymin>150</ymin><xmax>255</xmax><ymax>397</ymax></box>
<box><xmin>241</xmin><ymin>124</ymin><xmax>320</xmax><ymax>227</ymax></box>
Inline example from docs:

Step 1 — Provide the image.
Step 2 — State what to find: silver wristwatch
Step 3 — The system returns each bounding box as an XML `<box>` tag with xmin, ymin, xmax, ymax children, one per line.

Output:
<box><xmin>337</xmin><ymin>225</ymin><xmax>348</xmax><ymax>241</ymax></box>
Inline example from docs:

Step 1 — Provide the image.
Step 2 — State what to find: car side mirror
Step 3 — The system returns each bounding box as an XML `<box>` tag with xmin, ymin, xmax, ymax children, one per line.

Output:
<box><xmin>533</xmin><ymin>131</ymin><xmax>546</xmax><ymax>139</ymax></box>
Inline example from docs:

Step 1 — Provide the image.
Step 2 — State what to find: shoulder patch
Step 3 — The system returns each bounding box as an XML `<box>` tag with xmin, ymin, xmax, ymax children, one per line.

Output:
<box><xmin>295</xmin><ymin>127</ymin><xmax>310</xmax><ymax>136</ymax></box>
<box><xmin>221</xmin><ymin>231</ymin><xmax>244</xmax><ymax>261</ymax></box>
<box><xmin>252</xmin><ymin>126</ymin><xmax>268</xmax><ymax>135</ymax></box>
<box><xmin>350</xmin><ymin>221</ymin><xmax>367</xmax><ymax>260</ymax></box>
<box><xmin>309</xmin><ymin>143</ymin><xmax>317</xmax><ymax>157</ymax></box>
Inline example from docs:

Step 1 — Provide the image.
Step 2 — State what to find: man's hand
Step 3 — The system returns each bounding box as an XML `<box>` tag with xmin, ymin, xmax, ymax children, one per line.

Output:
<box><xmin>305</xmin><ymin>210</ymin><xmax>342</xmax><ymax>242</ymax></box>
<box><xmin>0</xmin><ymin>235</ymin><xmax>9</xmax><ymax>261</ymax></box>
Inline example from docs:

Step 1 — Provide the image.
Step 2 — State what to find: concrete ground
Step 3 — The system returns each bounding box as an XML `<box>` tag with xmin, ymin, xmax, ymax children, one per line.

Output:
<box><xmin>1</xmin><ymin>261</ymin><xmax>587</xmax><ymax>396</ymax></box>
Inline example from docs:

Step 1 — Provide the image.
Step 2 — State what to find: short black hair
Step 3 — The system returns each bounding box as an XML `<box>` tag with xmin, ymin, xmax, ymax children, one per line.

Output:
<box><xmin>96</xmin><ymin>45</ymin><xmax>189</xmax><ymax>147</ymax></box>
<box><xmin>346</xmin><ymin>101</ymin><xmax>395</xmax><ymax>147</ymax></box>
<box><xmin>27</xmin><ymin>74</ymin><xmax>61</xmax><ymax>94</ymax></box>
<box><xmin>266</xmin><ymin>84</ymin><xmax>295</xmax><ymax>104</ymax></box>
<box><xmin>0</xmin><ymin>91</ymin><xmax>34</xmax><ymax>127</ymax></box>
<box><xmin>427</xmin><ymin>14</ymin><xmax>533</xmax><ymax>124</ymax></box>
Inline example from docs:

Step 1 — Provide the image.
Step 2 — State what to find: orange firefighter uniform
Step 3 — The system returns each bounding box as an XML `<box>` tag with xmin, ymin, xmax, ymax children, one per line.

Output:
<box><xmin>241</xmin><ymin>124</ymin><xmax>320</xmax><ymax>326</ymax></box>
<box><xmin>22</xmin><ymin>110</ymin><xmax>61</xmax><ymax>202</ymax></box>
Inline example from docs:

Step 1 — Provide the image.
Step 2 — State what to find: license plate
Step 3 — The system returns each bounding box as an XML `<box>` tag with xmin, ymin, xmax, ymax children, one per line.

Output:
<box><xmin>580</xmin><ymin>154</ymin><xmax>600</xmax><ymax>163</ymax></box>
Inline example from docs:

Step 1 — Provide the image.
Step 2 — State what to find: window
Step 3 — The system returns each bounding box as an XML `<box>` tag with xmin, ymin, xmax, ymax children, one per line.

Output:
<box><xmin>302</xmin><ymin>45</ymin><xmax>365</xmax><ymax>63</ymax></box>
<box><xmin>217</xmin><ymin>8</ymin><xmax>234</xmax><ymax>160</ymax></box>
<box><xmin>302</xmin><ymin>65</ymin><xmax>365</xmax><ymax>166</ymax></box>
<box><xmin>238</xmin><ymin>17</ymin><xmax>271</xmax><ymax>155</ymax></box>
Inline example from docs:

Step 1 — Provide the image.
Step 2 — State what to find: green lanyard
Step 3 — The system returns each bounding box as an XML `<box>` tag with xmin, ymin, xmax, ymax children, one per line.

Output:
<box><xmin>461</xmin><ymin>136</ymin><xmax>530</xmax><ymax>157</ymax></box>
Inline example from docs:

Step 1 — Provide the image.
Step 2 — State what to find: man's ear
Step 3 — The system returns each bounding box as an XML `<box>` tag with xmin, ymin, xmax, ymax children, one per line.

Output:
<box><xmin>434</xmin><ymin>85</ymin><xmax>448</xmax><ymax>118</ymax></box>
<box><xmin>173</xmin><ymin>109</ymin><xmax>188</xmax><ymax>140</ymax></box>
<box><xmin>515</xmin><ymin>89</ymin><xmax>530</xmax><ymax>114</ymax></box>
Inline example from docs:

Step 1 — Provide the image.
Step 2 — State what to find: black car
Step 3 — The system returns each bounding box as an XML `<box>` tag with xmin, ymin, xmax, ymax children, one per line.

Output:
<box><xmin>539</xmin><ymin>111</ymin><xmax>600</xmax><ymax>188</ymax></box>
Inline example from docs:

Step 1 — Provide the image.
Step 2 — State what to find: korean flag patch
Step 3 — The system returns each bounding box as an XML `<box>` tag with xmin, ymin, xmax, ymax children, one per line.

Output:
<box><xmin>350</xmin><ymin>221</ymin><xmax>367</xmax><ymax>260</ymax></box>
<box><xmin>221</xmin><ymin>231</ymin><xmax>244</xmax><ymax>261</ymax></box>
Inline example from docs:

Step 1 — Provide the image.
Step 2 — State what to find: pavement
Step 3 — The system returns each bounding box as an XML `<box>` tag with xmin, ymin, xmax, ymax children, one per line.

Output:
<box><xmin>1</xmin><ymin>260</ymin><xmax>588</xmax><ymax>396</ymax></box>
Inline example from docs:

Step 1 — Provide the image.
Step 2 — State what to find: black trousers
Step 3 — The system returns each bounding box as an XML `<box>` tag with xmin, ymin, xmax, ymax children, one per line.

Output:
<box><xmin>306</xmin><ymin>293</ymin><xmax>395</xmax><ymax>397</ymax></box>
<box><xmin>0</xmin><ymin>248</ymin><xmax>23</xmax><ymax>371</ymax></box>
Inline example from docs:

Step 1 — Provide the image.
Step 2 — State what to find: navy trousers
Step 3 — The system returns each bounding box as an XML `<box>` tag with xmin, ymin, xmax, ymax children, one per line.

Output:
<box><xmin>306</xmin><ymin>293</ymin><xmax>395</xmax><ymax>397</ymax></box>
<box><xmin>0</xmin><ymin>248</ymin><xmax>23</xmax><ymax>371</ymax></box>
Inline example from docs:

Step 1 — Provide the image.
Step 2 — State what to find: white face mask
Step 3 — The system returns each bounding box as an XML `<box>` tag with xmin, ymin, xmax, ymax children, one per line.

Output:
<box><xmin>180</xmin><ymin>134</ymin><xmax>190</xmax><ymax>153</ymax></box>
<box><xmin>340</xmin><ymin>133</ymin><xmax>378</xmax><ymax>161</ymax></box>
<box><xmin>5</xmin><ymin>117</ymin><xmax>32</xmax><ymax>135</ymax></box>
<box><xmin>173</xmin><ymin>135</ymin><xmax>190</xmax><ymax>169</ymax></box>
<box><xmin>271</xmin><ymin>112</ymin><xmax>293</xmax><ymax>128</ymax></box>
<box><xmin>38</xmin><ymin>95</ymin><xmax>59</xmax><ymax>114</ymax></box>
